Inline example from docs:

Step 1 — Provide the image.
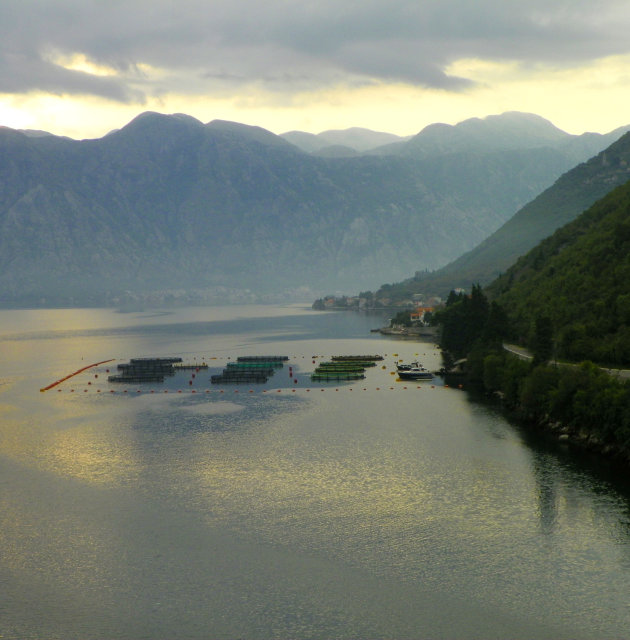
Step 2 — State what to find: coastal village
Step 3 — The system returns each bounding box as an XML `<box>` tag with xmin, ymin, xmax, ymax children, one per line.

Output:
<box><xmin>312</xmin><ymin>291</ymin><xmax>456</xmax><ymax>337</ymax></box>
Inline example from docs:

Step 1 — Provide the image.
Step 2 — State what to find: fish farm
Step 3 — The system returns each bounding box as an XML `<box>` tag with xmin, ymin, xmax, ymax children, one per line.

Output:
<box><xmin>211</xmin><ymin>356</ymin><xmax>288</xmax><ymax>384</ymax></box>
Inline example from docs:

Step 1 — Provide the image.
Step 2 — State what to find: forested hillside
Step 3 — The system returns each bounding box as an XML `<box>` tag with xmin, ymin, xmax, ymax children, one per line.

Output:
<box><xmin>434</xmin><ymin>183</ymin><xmax>630</xmax><ymax>461</ymax></box>
<box><xmin>488</xmin><ymin>179</ymin><xmax>630</xmax><ymax>365</ymax></box>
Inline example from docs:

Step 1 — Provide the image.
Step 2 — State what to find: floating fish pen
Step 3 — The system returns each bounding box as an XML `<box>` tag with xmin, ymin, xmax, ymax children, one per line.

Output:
<box><xmin>108</xmin><ymin>374</ymin><xmax>165</xmax><ymax>383</ymax></box>
<box><xmin>314</xmin><ymin>366</ymin><xmax>366</xmax><ymax>374</ymax></box>
<box><xmin>211</xmin><ymin>355</ymin><xmax>288</xmax><ymax>384</ymax></box>
<box><xmin>225</xmin><ymin>366</ymin><xmax>275</xmax><ymax>377</ymax></box>
<box><xmin>226</xmin><ymin>362</ymin><xmax>278</xmax><ymax>370</ymax></box>
<box><xmin>173</xmin><ymin>363</ymin><xmax>209</xmax><ymax>370</ymax></box>
<box><xmin>311</xmin><ymin>372</ymin><xmax>365</xmax><ymax>381</ymax></box>
<box><xmin>110</xmin><ymin>357</ymin><xmax>181</xmax><ymax>383</ymax></box>
<box><xmin>219</xmin><ymin>367</ymin><xmax>274</xmax><ymax>377</ymax></box>
<box><xmin>117</xmin><ymin>364</ymin><xmax>175</xmax><ymax>376</ymax></box>
<box><xmin>317</xmin><ymin>362</ymin><xmax>373</xmax><ymax>371</ymax></box>
<box><xmin>331</xmin><ymin>355</ymin><xmax>383</xmax><ymax>362</ymax></box>
<box><xmin>211</xmin><ymin>373</ymin><xmax>269</xmax><ymax>384</ymax></box>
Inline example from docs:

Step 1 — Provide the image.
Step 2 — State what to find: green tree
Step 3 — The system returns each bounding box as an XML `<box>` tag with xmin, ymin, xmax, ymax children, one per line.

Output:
<box><xmin>532</xmin><ymin>315</ymin><xmax>553</xmax><ymax>365</ymax></box>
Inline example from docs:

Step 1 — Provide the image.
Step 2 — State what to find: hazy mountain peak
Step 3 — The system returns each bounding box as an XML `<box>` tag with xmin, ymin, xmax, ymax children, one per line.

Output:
<box><xmin>115</xmin><ymin>111</ymin><xmax>204</xmax><ymax>139</ymax></box>
<box><xmin>207</xmin><ymin>119</ymin><xmax>292</xmax><ymax>148</ymax></box>
<box><xmin>280</xmin><ymin>127</ymin><xmax>411</xmax><ymax>153</ymax></box>
<box><xmin>405</xmin><ymin>111</ymin><xmax>571</xmax><ymax>157</ymax></box>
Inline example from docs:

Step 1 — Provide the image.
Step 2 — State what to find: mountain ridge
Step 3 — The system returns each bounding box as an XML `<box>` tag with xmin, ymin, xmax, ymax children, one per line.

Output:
<box><xmin>1</xmin><ymin>110</ymin><xmax>628</xmax><ymax>307</ymax></box>
<box><xmin>369</xmin><ymin>130</ymin><xmax>630</xmax><ymax>301</ymax></box>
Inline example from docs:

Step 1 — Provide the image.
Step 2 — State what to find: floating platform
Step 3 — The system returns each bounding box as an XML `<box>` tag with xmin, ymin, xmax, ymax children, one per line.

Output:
<box><xmin>226</xmin><ymin>362</ymin><xmax>279</xmax><ymax>371</ymax></box>
<box><xmin>108</xmin><ymin>374</ymin><xmax>165</xmax><ymax>383</ymax></box>
<box><xmin>118</xmin><ymin>363</ymin><xmax>175</xmax><ymax>374</ymax></box>
<box><xmin>211</xmin><ymin>374</ymin><xmax>269</xmax><ymax>384</ymax></box>
<box><xmin>314</xmin><ymin>366</ymin><xmax>366</xmax><ymax>374</ymax></box>
<box><xmin>311</xmin><ymin>372</ymin><xmax>365</xmax><ymax>381</ymax></box>
<box><xmin>218</xmin><ymin>368</ymin><xmax>273</xmax><ymax>377</ymax></box>
<box><xmin>173</xmin><ymin>363</ymin><xmax>209</xmax><ymax>370</ymax></box>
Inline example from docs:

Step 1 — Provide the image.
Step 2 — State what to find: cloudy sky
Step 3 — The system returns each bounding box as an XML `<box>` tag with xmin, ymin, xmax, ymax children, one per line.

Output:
<box><xmin>2</xmin><ymin>0</ymin><xmax>630</xmax><ymax>139</ymax></box>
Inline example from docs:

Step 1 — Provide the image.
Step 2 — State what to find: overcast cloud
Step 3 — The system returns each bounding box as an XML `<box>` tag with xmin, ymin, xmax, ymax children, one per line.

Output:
<box><xmin>2</xmin><ymin>0</ymin><xmax>630</xmax><ymax>104</ymax></box>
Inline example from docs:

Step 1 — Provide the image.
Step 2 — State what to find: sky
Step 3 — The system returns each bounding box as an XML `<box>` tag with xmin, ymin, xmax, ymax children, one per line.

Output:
<box><xmin>2</xmin><ymin>0</ymin><xmax>630</xmax><ymax>140</ymax></box>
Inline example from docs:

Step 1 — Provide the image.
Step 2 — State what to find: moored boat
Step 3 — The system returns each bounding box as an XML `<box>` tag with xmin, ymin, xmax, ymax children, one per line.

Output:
<box><xmin>311</xmin><ymin>372</ymin><xmax>365</xmax><ymax>381</ymax></box>
<box><xmin>396</xmin><ymin>361</ymin><xmax>433</xmax><ymax>380</ymax></box>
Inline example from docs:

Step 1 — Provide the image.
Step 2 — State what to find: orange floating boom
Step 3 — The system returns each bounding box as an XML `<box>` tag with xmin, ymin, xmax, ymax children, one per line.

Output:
<box><xmin>40</xmin><ymin>359</ymin><xmax>115</xmax><ymax>392</ymax></box>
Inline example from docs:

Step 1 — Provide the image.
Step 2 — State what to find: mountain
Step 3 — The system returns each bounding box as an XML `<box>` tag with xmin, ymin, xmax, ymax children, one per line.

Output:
<box><xmin>374</xmin><ymin>131</ymin><xmax>630</xmax><ymax>300</ymax></box>
<box><xmin>369</xmin><ymin>112</ymin><xmax>630</xmax><ymax>164</ymax></box>
<box><xmin>0</xmin><ymin>110</ymin><xmax>625</xmax><ymax>307</ymax></box>
<box><xmin>487</xmin><ymin>178</ymin><xmax>630</xmax><ymax>365</ymax></box>
<box><xmin>280</xmin><ymin>127</ymin><xmax>410</xmax><ymax>153</ymax></box>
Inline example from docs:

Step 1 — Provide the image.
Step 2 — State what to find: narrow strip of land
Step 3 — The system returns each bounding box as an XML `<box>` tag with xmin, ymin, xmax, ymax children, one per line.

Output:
<box><xmin>40</xmin><ymin>359</ymin><xmax>116</xmax><ymax>392</ymax></box>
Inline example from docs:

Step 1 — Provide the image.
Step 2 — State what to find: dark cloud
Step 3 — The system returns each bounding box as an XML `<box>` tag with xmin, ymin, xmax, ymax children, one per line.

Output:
<box><xmin>1</xmin><ymin>0</ymin><xmax>629</xmax><ymax>102</ymax></box>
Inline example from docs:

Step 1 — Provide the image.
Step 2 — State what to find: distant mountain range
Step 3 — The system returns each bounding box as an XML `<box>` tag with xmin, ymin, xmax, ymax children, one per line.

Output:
<box><xmin>1</xmin><ymin>110</ymin><xmax>628</xmax><ymax>307</ymax></box>
<box><xmin>280</xmin><ymin>127</ymin><xmax>411</xmax><ymax>155</ymax></box>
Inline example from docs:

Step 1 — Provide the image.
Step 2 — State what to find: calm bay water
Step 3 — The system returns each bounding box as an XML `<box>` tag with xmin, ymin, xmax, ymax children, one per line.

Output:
<box><xmin>1</xmin><ymin>304</ymin><xmax>630</xmax><ymax>639</ymax></box>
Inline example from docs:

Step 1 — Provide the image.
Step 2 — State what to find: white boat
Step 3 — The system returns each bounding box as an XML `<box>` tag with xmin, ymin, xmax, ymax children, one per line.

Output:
<box><xmin>396</xmin><ymin>361</ymin><xmax>433</xmax><ymax>380</ymax></box>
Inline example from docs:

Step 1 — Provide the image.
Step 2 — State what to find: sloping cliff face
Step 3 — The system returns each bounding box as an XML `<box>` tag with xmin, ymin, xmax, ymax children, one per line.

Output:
<box><xmin>0</xmin><ymin>111</ymin><xmax>608</xmax><ymax>306</ymax></box>
<box><xmin>372</xmin><ymin>131</ymin><xmax>630</xmax><ymax>301</ymax></box>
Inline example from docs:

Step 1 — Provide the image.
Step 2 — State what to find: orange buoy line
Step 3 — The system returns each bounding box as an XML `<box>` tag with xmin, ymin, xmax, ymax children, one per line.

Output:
<box><xmin>40</xmin><ymin>359</ymin><xmax>116</xmax><ymax>392</ymax></box>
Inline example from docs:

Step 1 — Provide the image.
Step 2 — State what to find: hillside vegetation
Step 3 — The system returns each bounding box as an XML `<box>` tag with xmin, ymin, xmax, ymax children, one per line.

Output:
<box><xmin>488</xmin><ymin>178</ymin><xmax>630</xmax><ymax>365</ymax></box>
<box><xmin>434</xmin><ymin>181</ymin><xmax>630</xmax><ymax>463</ymax></box>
